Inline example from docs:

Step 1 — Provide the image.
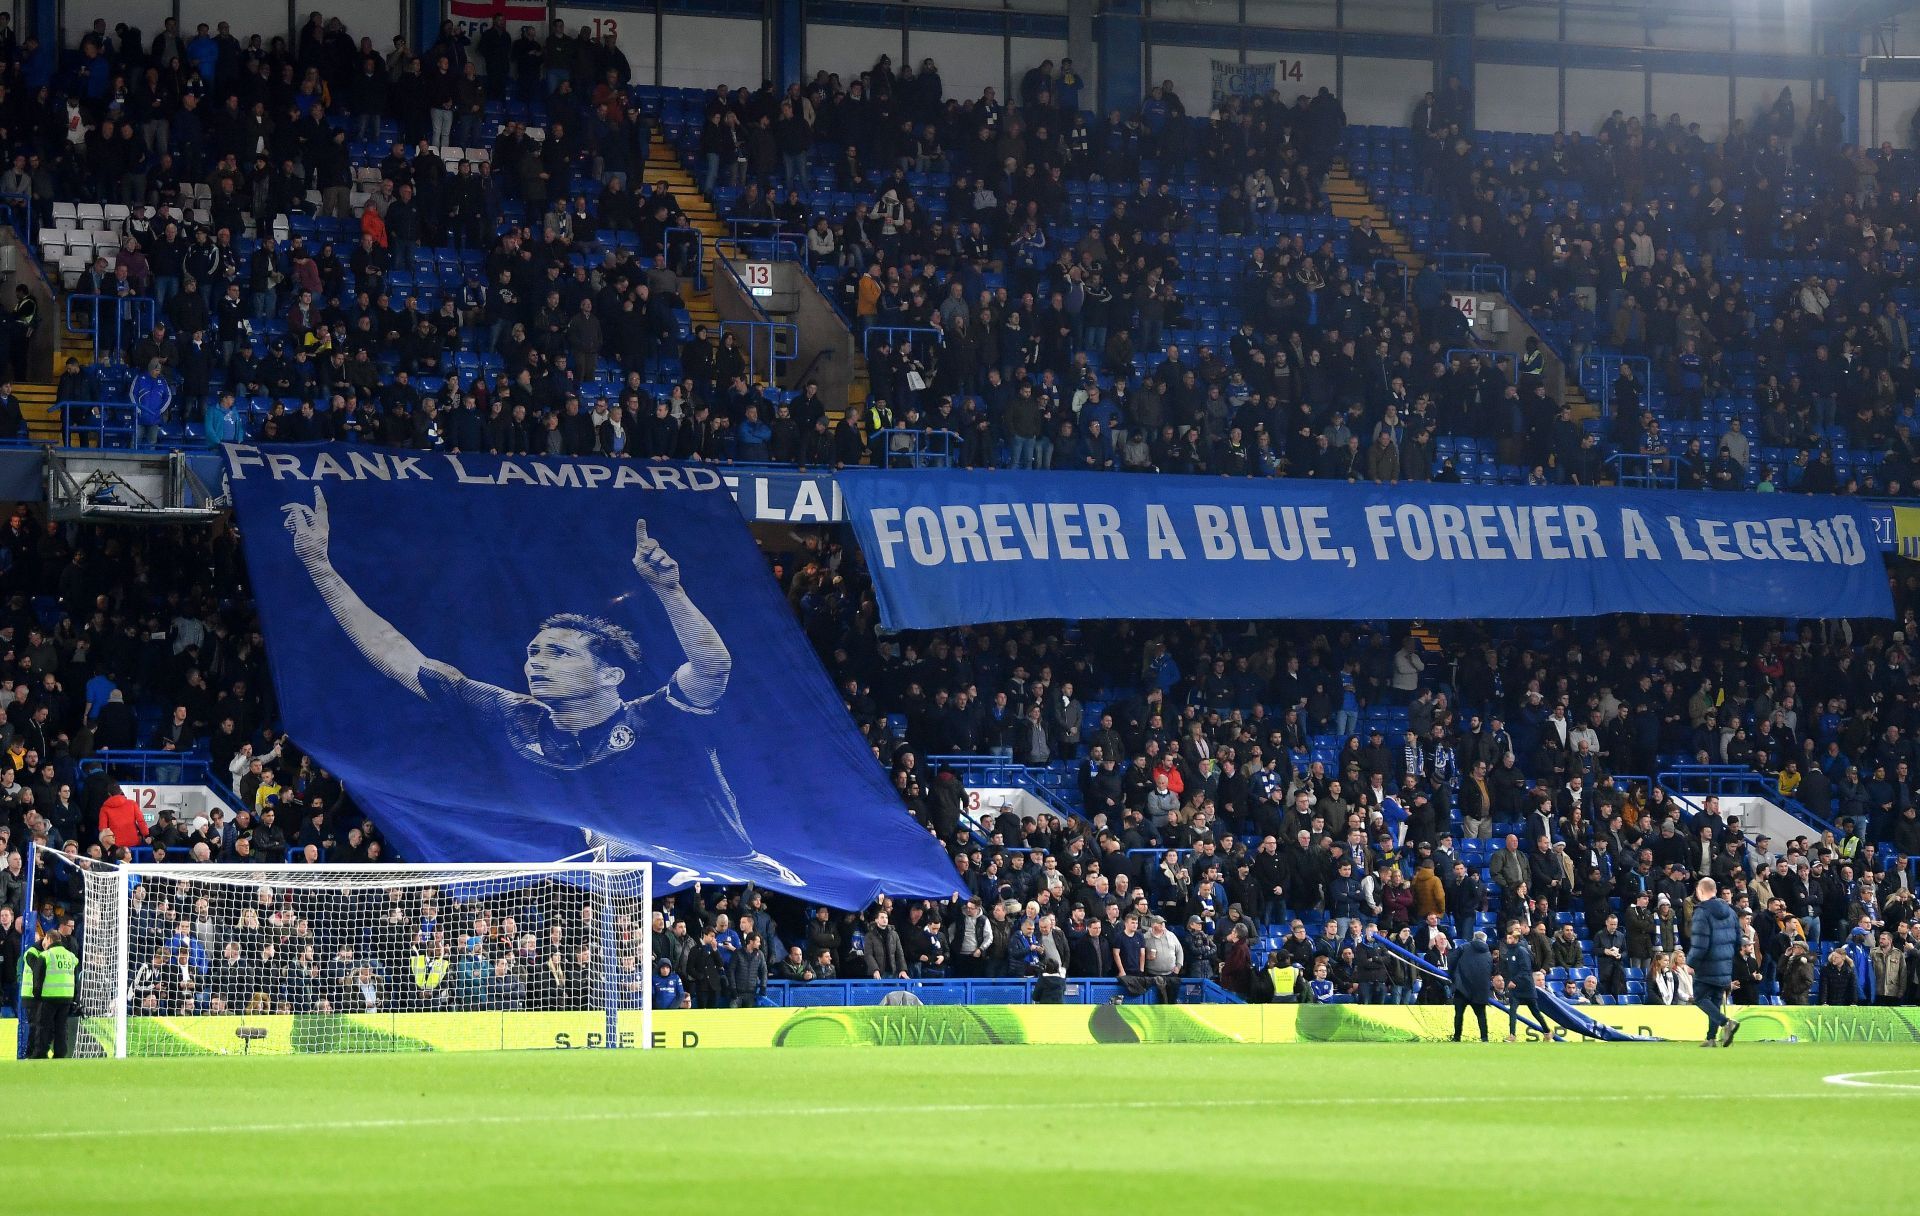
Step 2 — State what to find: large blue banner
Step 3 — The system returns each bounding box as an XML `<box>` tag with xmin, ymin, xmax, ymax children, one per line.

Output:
<box><xmin>225</xmin><ymin>444</ymin><xmax>959</xmax><ymax>906</ymax></box>
<box><xmin>838</xmin><ymin>471</ymin><xmax>1894</xmax><ymax>629</ymax></box>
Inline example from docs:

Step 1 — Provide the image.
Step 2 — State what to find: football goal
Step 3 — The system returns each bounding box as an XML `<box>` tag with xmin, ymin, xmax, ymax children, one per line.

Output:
<box><xmin>27</xmin><ymin>848</ymin><xmax>654</xmax><ymax>1058</ymax></box>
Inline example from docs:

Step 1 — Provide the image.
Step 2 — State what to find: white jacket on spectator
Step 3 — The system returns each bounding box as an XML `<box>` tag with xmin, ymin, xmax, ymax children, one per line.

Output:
<box><xmin>1392</xmin><ymin>645</ymin><xmax>1425</xmax><ymax>692</ymax></box>
<box><xmin>229</xmin><ymin>739</ymin><xmax>283</xmax><ymax>786</ymax></box>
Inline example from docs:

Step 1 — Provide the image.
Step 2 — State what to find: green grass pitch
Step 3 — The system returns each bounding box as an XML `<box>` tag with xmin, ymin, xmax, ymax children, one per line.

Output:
<box><xmin>2</xmin><ymin>1043</ymin><xmax>1916</xmax><ymax>1214</ymax></box>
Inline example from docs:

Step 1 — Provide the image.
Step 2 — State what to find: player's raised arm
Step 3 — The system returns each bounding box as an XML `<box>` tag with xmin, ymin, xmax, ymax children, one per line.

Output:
<box><xmin>632</xmin><ymin>518</ymin><xmax>731</xmax><ymax>708</ymax></box>
<box><xmin>283</xmin><ymin>488</ymin><xmax>436</xmax><ymax>698</ymax></box>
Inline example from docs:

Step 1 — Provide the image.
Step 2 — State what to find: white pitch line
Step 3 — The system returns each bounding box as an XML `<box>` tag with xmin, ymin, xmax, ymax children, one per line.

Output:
<box><xmin>11</xmin><ymin>1089</ymin><xmax>1908</xmax><ymax>1142</ymax></box>
<box><xmin>1823</xmin><ymin>1070</ymin><xmax>1920</xmax><ymax>1091</ymax></box>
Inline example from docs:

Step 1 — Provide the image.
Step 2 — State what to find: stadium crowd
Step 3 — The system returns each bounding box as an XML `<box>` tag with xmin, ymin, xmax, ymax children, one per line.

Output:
<box><xmin>6</xmin><ymin>7</ymin><xmax>1905</xmax><ymax>496</ymax></box>
<box><xmin>2</xmin><ymin>507</ymin><xmax>1920</xmax><ymax>1016</ymax></box>
<box><xmin>2</xmin><ymin>11</ymin><xmax>1920</xmax><ymax>1022</ymax></box>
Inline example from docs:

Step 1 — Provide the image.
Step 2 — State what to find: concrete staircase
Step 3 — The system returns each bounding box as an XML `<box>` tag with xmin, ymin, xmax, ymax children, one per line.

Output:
<box><xmin>17</xmin><ymin>380</ymin><xmax>60</xmax><ymax>444</ymax></box>
<box><xmin>1325</xmin><ymin>161</ymin><xmax>1424</xmax><ymax>272</ymax></box>
<box><xmin>10</xmin><ymin>305</ymin><xmax>91</xmax><ymax>445</ymax></box>
<box><xmin>1326</xmin><ymin>160</ymin><xmax>1598</xmax><ymax>422</ymax></box>
<box><xmin>643</xmin><ymin>136</ymin><xmax>725</xmax><ymax>342</ymax></box>
<box><xmin>646</xmin><ymin>137</ymin><xmax>863</xmax><ymax>420</ymax></box>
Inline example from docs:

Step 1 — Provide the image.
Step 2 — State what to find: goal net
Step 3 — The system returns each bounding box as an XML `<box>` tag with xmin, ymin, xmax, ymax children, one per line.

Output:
<box><xmin>32</xmin><ymin>848</ymin><xmax>653</xmax><ymax>1058</ymax></box>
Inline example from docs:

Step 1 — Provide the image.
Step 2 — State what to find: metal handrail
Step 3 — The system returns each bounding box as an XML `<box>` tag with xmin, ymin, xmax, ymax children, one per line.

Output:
<box><xmin>874</xmin><ymin>426</ymin><xmax>960</xmax><ymax>469</ymax></box>
<box><xmin>1656</xmin><ymin>763</ymin><xmax>1837</xmax><ymax>836</ymax></box>
<box><xmin>1444</xmin><ymin>347</ymin><xmax>1518</xmax><ymax>382</ymax></box>
<box><xmin>1604</xmin><ymin>451</ymin><xmax>1689</xmax><ymax>490</ymax></box>
<box><xmin>65</xmin><ymin>294</ymin><xmax>156</xmax><ymax>364</ymax></box>
<box><xmin>922</xmin><ymin>753</ymin><xmax>1083</xmax><ymax>821</ymax></box>
<box><xmin>1579</xmin><ymin>353</ymin><xmax>1653</xmax><ymax>420</ymax></box>
<box><xmin>79</xmin><ymin>746</ymin><xmax>251</xmax><ymax>813</ymax></box>
<box><xmin>60</xmin><ymin>400</ymin><xmax>140</xmax><ymax>448</ymax></box>
<box><xmin>0</xmin><ymin>191</ymin><xmax>32</xmax><ymax>242</ymax></box>
<box><xmin>727</xmin><ymin>233</ymin><xmax>807</xmax><ymax>267</ymax></box>
<box><xmin>665</xmin><ymin>226</ymin><xmax>705</xmax><ymax>290</ymax></box>
<box><xmin>862</xmin><ymin>325</ymin><xmax>940</xmax><ymax>357</ymax></box>
<box><xmin>720</xmin><ymin>318</ymin><xmax>799</xmax><ymax>386</ymax></box>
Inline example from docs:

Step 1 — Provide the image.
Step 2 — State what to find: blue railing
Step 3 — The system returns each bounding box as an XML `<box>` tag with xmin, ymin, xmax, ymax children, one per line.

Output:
<box><xmin>0</xmin><ymin>191</ymin><xmax>31</xmax><ymax>242</ymax></box>
<box><xmin>665</xmin><ymin>226</ymin><xmax>705</xmax><ymax>290</ymax></box>
<box><xmin>727</xmin><ymin>217</ymin><xmax>784</xmax><ymax>243</ymax></box>
<box><xmin>728</xmin><ymin>234</ymin><xmax>807</xmax><ymax>267</ymax></box>
<box><xmin>874</xmin><ymin>426</ymin><xmax>960</xmax><ymax>468</ymax></box>
<box><xmin>1434</xmin><ymin>252</ymin><xmax>1506</xmax><ymax>294</ymax></box>
<box><xmin>1580</xmin><ymin>353</ymin><xmax>1653</xmax><ymax>420</ymax></box>
<box><xmin>65</xmin><ymin>294</ymin><xmax>155</xmax><ymax>364</ymax></box>
<box><xmin>1446</xmin><ymin>347</ymin><xmax>1518</xmax><ymax>383</ymax></box>
<box><xmin>1605</xmin><ymin>451</ymin><xmax>1687</xmax><ymax>489</ymax></box>
<box><xmin>720</xmin><ymin>318</ymin><xmax>799</xmax><ymax>386</ymax></box>
<box><xmin>1372</xmin><ymin>257</ymin><xmax>1411</xmax><ymax>298</ymax></box>
<box><xmin>1657</xmin><ymin>763</ymin><xmax>1836</xmax><ymax>835</ymax></box>
<box><xmin>61</xmin><ymin>400</ymin><xmax>140</xmax><ymax>448</ymax></box>
<box><xmin>862</xmin><ymin>325</ymin><xmax>941</xmax><ymax>357</ymax></box>
<box><xmin>78</xmin><ymin>747</ymin><xmax>247</xmax><ymax>811</ymax></box>
<box><xmin>923</xmin><ymin>753</ymin><xmax>1082</xmax><ymax>820</ymax></box>
<box><xmin>753</xmin><ymin>976</ymin><xmax>1240</xmax><ymax>1007</ymax></box>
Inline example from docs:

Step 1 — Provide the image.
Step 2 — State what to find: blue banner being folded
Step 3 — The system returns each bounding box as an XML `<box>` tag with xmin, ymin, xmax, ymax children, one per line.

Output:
<box><xmin>225</xmin><ymin>444</ymin><xmax>959</xmax><ymax>906</ymax></box>
<box><xmin>838</xmin><ymin>470</ymin><xmax>1894</xmax><ymax>629</ymax></box>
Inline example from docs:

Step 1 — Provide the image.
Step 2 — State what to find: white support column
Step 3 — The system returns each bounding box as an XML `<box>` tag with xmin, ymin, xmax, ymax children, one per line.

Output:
<box><xmin>641</xmin><ymin>863</ymin><xmax>654</xmax><ymax>1051</ymax></box>
<box><xmin>114</xmin><ymin>866</ymin><xmax>131</xmax><ymax>1059</ymax></box>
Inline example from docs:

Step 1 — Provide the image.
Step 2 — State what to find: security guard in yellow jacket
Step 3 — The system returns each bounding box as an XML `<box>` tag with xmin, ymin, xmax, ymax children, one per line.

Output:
<box><xmin>25</xmin><ymin>927</ymin><xmax>78</xmax><ymax>1058</ymax></box>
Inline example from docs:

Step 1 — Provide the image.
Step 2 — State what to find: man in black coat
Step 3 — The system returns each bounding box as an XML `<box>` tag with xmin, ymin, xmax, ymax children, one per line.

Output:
<box><xmin>1796</xmin><ymin>764</ymin><xmax>1832</xmax><ymax>823</ymax></box>
<box><xmin>1444</xmin><ymin>860</ymin><xmax>1483</xmax><ymax>942</ymax></box>
<box><xmin>1448</xmin><ymin>930</ymin><xmax>1494</xmax><ymax>1042</ymax></box>
<box><xmin>682</xmin><ymin>928</ymin><xmax>727</xmax><ymax>1009</ymax></box>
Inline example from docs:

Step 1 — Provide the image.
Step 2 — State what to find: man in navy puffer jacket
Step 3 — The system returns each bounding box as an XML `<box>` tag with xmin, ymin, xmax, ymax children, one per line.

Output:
<box><xmin>1688</xmin><ymin>876</ymin><xmax>1741</xmax><ymax>1047</ymax></box>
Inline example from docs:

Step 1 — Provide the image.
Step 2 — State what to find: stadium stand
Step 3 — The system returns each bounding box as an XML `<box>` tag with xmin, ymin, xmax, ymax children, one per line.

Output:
<box><xmin>2</xmin><ymin>7</ymin><xmax>1920</xmax><ymax>1028</ymax></box>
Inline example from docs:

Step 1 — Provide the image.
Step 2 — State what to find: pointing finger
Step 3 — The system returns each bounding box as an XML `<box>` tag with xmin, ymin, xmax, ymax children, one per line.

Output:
<box><xmin>635</xmin><ymin>518</ymin><xmax>650</xmax><ymax>547</ymax></box>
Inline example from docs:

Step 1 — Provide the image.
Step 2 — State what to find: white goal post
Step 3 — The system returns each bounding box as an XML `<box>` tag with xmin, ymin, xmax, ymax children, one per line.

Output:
<box><xmin>30</xmin><ymin>848</ymin><xmax>654</xmax><ymax>1059</ymax></box>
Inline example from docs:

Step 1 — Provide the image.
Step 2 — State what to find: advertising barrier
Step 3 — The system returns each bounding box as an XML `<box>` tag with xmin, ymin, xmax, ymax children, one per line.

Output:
<box><xmin>33</xmin><ymin>1004</ymin><xmax>1920</xmax><ymax>1059</ymax></box>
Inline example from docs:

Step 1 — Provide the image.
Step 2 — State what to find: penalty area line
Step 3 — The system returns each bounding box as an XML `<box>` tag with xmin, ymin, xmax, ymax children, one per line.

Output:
<box><xmin>13</xmin><ymin>1089</ymin><xmax>1905</xmax><ymax>1142</ymax></box>
<box><xmin>1823</xmin><ymin>1070</ymin><xmax>1920</xmax><ymax>1090</ymax></box>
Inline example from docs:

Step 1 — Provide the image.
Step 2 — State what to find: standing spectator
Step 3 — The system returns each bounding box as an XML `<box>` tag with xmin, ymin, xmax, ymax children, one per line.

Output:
<box><xmin>682</xmin><ymin>927</ymin><xmax>726</xmax><ymax>1010</ymax></box>
<box><xmin>1140</xmin><ymin>914</ymin><xmax>1184</xmax><ymax>1003</ymax></box>
<box><xmin>1593</xmin><ymin>912</ymin><xmax>1628</xmax><ymax>998</ymax></box>
<box><xmin>726</xmin><ymin>932</ymin><xmax>767</xmax><ymax>1007</ymax></box>
<box><xmin>651</xmin><ymin>958</ymin><xmax>686</xmax><ymax>1009</ymax></box>
<box><xmin>131</xmin><ymin>358</ymin><xmax>171</xmax><ymax>447</ymax></box>
<box><xmin>1391</xmin><ymin>637</ymin><xmax>1425</xmax><ymax>703</ymax></box>
<box><xmin>1448</xmin><ymin>929</ymin><xmax>1493</xmax><ymax>1041</ymax></box>
<box><xmin>863</xmin><ymin>912</ymin><xmax>908</xmax><ymax>980</ymax></box>
<box><xmin>1777</xmin><ymin>941</ymin><xmax>1814</xmax><ymax>1005</ymax></box>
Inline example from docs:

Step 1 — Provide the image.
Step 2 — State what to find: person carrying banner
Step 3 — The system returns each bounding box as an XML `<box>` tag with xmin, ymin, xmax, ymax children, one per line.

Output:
<box><xmin>1499</xmin><ymin>920</ymin><xmax>1552</xmax><ymax>1041</ymax></box>
<box><xmin>1449</xmin><ymin>929</ymin><xmax>1494</xmax><ymax>1042</ymax></box>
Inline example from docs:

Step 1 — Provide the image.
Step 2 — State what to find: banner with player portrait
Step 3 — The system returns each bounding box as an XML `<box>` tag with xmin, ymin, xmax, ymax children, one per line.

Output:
<box><xmin>225</xmin><ymin>444</ymin><xmax>960</xmax><ymax>907</ymax></box>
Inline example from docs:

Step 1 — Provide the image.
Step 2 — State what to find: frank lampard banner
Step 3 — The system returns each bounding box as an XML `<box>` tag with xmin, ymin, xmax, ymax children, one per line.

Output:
<box><xmin>224</xmin><ymin>444</ymin><xmax>959</xmax><ymax>906</ymax></box>
<box><xmin>837</xmin><ymin>471</ymin><xmax>1894</xmax><ymax>629</ymax></box>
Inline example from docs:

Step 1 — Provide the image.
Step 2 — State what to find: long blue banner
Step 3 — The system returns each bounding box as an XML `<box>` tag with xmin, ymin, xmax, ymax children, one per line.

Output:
<box><xmin>838</xmin><ymin>471</ymin><xmax>1894</xmax><ymax>629</ymax></box>
<box><xmin>225</xmin><ymin>444</ymin><xmax>960</xmax><ymax>905</ymax></box>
